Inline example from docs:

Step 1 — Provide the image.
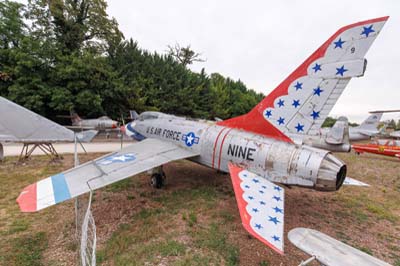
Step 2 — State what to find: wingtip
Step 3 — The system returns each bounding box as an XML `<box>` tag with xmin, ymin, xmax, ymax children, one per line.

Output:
<box><xmin>16</xmin><ymin>183</ymin><xmax>37</xmax><ymax>212</ymax></box>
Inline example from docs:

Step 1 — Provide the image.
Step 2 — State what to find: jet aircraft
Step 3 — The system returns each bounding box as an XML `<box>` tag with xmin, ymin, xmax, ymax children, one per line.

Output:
<box><xmin>17</xmin><ymin>17</ymin><xmax>388</xmax><ymax>255</ymax></box>
<box><xmin>317</xmin><ymin>112</ymin><xmax>383</xmax><ymax>143</ymax></box>
<box><xmin>67</xmin><ymin>110</ymin><xmax>119</xmax><ymax>131</ymax></box>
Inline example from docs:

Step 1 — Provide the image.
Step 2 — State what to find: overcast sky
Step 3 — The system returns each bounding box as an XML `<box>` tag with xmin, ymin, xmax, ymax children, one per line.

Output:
<box><xmin>104</xmin><ymin>0</ymin><xmax>400</xmax><ymax>123</ymax></box>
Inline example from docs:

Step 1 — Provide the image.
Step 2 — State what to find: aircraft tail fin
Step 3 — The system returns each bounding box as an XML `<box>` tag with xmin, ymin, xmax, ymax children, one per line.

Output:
<box><xmin>70</xmin><ymin>109</ymin><xmax>82</xmax><ymax>124</ymax></box>
<box><xmin>218</xmin><ymin>17</ymin><xmax>389</xmax><ymax>142</ymax></box>
<box><xmin>325</xmin><ymin>117</ymin><xmax>349</xmax><ymax>145</ymax></box>
<box><xmin>359</xmin><ymin>112</ymin><xmax>383</xmax><ymax>131</ymax></box>
<box><xmin>129</xmin><ymin>110</ymin><xmax>139</xmax><ymax>120</ymax></box>
<box><xmin>76</xmin><ymin>130</ymin><xmax>98</xmax><ymax>143</ymax></box>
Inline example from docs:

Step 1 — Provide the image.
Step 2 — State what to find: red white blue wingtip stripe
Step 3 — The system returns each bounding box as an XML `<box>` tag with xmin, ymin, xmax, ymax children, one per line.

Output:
<box><xmin>228</xmin><ymin>163</ymin><xmax>285</xmax><ymax>254</ymax></box>
<box><xmin>17</xmin><ymin>173</ymin><xmax>71</xmax><ymax>212</ymax></box>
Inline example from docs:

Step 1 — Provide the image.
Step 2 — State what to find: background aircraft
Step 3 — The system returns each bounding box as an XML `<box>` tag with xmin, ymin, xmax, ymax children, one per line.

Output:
<box><xmin>0</xmin><ymin>97</ymin><xmax>96</xmax><ymax>162</ymax></box>
<box><xmin>318</xmin><ymin>112</ymin><xmax>383</xmax><ymax>142</ymax></box>
<box><xmin>352</xmin><ymin>139</ymin><xmax>400</xmax><ymax>158</ymax></box>
<box><xmin>67</xmin><ymin>110</ymin><xmax>119</xmax><ymax>131</ymax></box>
<box><xmin>17</xmin><ymin>17</ymin><xmax>388</xmax><ymax>256</ymax></box>
<box><xmin>348</xmin><ymin>112</ymin><xmax>383</xmax><ymax>141</ymax></box>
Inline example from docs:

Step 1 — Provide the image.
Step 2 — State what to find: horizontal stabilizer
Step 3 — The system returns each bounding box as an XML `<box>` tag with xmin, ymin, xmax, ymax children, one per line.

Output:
<box><xmin>228</xmin><ymin>163</ymin><xmax>285</xmax><ymax>254</ymax></box>
<box><xmin>289</xmin><ymin>228</ymin><xmax>391</xmax><ymax>266</ymax></box>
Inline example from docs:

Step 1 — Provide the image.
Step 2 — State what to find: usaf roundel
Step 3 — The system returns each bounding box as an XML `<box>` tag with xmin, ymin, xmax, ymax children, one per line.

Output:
<box><xmin>98</xmin><ymin>153</ymin><xmax>136</xmax><ymax>165</ymax></box>
<box><xmin>182</xmin><ymin>132</ymin><xmax>199</xmax><ymax>147</ymax></box>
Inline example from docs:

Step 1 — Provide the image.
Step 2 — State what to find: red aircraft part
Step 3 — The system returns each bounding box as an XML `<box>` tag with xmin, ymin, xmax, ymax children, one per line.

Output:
<box><xmin>352</xmin><ymin>142</ymin><xmax>400</xmax><ymax>158</ymax></box>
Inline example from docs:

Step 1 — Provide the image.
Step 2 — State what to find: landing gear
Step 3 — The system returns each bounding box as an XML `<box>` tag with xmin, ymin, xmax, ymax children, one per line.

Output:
<box><xmin>149</xmin><ymin>166</ymin><xmax>166</xmax><ymax>189</ymax></box>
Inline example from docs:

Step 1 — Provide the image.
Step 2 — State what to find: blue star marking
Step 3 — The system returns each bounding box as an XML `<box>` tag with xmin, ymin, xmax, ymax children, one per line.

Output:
<box><xmin>294</xmin><ymin>81</ymin><xmax>303</xmax><ymax>90</ymax></box>
<box><xmin>313</xmin><ymin>87</ymin><xmax>323</xmax><ymax>96</ymax></box>
<box><xmin>361</xmin><ymin>25</ymin><xmax>375</xmax><ymax>37</ymax></box>
<box><xmin>312</xmin><ymin>63</ymin><xmax>322</xmax><ymax>72</ymax></box>
<box><xmin>295</xmin><ymin>123</ymin><xmax>304</xmax><ymax>132</ymax></box>
<box><xmin>274</xmin><ymin>186</ymin><xmax>282</xmax><ymax>192</ymax></box>
<box><xmin>255</xmin><ymin>223</ymin><xmax>263</xmax><ymax>230</ymax></box>
<box><xmin>277</xmin><ymin>99</ymin><xmax>285</xmax><ymax>107</ymax></box>
<box><xmin>252</xmin><ymin>208</ymin><xmax>259</xmax><ymax>213</ymax></box>
<box><xmin>272</xmin><ymin>235</ymin><xmax>281</xmax><ymax>242</ymax></box>
<box><xmin>262</xmin><ymin>185</ymin><xmax>267</xmax><ymax>189</ymax></box>
<box><xmin>336</xmin><ymin>65</ymin><xmax>348</xmax><ymax>76</ymax></box>
<box><xmin>98</xmin><ymin>153</ymin><xmax>136</xmax><ymax>165</ymax></box>
<box><xmin>277</xmin><ymin>117</ymin><xmax>285</xmax><ymax>125</ymax></box>
<box><xmin>243</xmin><ymin>174</ymin><xmax>248</xmax><ymax>177</ymax></box>
<box><xmin>259</xmin><ymin>201</ymin><xmax>266</xmax><ymax>205</ymax></box>
<box><xmin>248</xmin><ymin>196</ymin><xmax>254</xmax><ymax>200</ymax></box>
<box><xmin>268</xmin><ymin>216</ymin><xmax>280</xmax><ymax>225</ymax></box>
<box><xmin>292</xmin><ymin>99</ymin><xmax>300</xmax><ymax>108</ymax></box>
<box><xmin>311</xmin><ymin>110</ymin><xmax>320</xmax><ymax>120</ymax></box>
<box><xmin>252</xmin><ymin>178</ymin><xmax>260</xmax><ymax>183</ymax></box>
<box><xmin>265</xmin><ymin>110</ymin><xmax>272</xmax><ymax>118</ymax></box>
<box><xmin>334</xmin><ymin>38</ymin><xmax>345</xmax><ymax>49</ymax></box>
<box><xmin>245</xmin><ymin>185</ymin><xmax>250</xmax><ymax>189</ymax></box>
<box><xmin>259</xmin><ymin>190</ymin><xmax>264</xmax><ymax>194</ymax></box>
<box><xmin>273</xmin><ymin>196</ymin><xmax>282</xmax><ymax>202</ymax></box>
<box><xmin>273</xmin><ymin>206</ymin><xmax>283</xmax><ymax>214</ymax></box>
<box><xmin>182</xmin><ymin>132</ymin><xmax>199</xmax><ymax>147</ymax></box>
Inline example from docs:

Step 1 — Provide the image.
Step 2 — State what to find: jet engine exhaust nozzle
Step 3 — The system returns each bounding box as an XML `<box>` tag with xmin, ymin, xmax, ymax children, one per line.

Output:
<box><xmin>315</xmin><ymin>153</ymin><xmax>346</xmax><ymax>191</ymax></box>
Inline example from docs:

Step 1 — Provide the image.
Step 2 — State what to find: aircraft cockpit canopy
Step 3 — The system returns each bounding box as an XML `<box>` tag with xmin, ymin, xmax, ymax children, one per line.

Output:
<box><xmin>138</xmin><ymin>112</ymin><xmax>162</xmax><ymax>121</ymax></box>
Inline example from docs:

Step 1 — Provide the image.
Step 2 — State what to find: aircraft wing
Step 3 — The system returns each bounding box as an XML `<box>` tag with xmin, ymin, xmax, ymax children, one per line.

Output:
<box><xmin>228</xmin><ymin>163</ymin><xmax>285</xmax><ymax>254</ymax></box>
<box><xmin>0</xmin><ymin>96</ymin><xmax>74</xmax><ymax>142</ymax></box>
<box><xmin>17</xmin><ymin>138</ymin><xmax>199</xmax><ymax>212</ymax></box>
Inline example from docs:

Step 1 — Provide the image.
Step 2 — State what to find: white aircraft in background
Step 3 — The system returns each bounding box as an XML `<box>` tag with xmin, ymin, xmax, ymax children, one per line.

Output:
<box><xmin>17</xmin><ymin>16</ymin><xmax>389</xmax><ymax>261</ymax></box>
<box><xmin>318</xmin><ymin>112</ymin><xmax>383</xmax><ymax>142</ymax></box>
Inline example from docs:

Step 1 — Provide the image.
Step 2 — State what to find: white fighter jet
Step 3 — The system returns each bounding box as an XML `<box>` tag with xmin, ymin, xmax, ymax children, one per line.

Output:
<box><xmin>17</xmin><ymin>17</ymin><xmax>388</xmax><ymax>255</ymax></box>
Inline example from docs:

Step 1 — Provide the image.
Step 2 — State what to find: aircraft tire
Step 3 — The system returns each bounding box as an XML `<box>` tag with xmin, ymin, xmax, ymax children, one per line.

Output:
<box><xmin>150</xmin><ymin>173</ymin><xmax>164</xmax><ymax>189</ymax></box>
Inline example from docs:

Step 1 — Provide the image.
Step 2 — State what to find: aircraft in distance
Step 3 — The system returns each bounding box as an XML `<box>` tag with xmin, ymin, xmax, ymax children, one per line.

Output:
<box><xmin>66</xmin><ymin>110</ymin><xmax>119</xmax><ymax>131</ymax></box>
<box><xmin>352</xmin><ymin>139</ymin><xmax>400</xmax><ymax>159</ymax></box>
<box><xmin>317</xmin><ymin>112</ymin><xmax>383</xmax><ymax>143</ymax></box>
<box><xmin>348</xmin><ymin>112</ymin><xmax>383</xmax><ymax>141</ymax></box>
<box><xmin>17</xmin><ymin>17</ymin><xmax>388</xmax><ymax>254</ymax></box>
<box><xmin>0</xmin><ymin>97</ymin><xmax>97</xmax><ymax>162</ymax></box>
<box><xmin>289</xmin><ymin>228</ymin><xmax>391</xmax><ymax>266</ymax></box>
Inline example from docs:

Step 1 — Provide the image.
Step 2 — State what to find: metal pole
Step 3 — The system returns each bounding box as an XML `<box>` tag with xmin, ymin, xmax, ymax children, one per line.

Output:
<box><xmin>298</xmin><ymin>256</ymin><xmax>317</xmax><ymax>266</ymax></box>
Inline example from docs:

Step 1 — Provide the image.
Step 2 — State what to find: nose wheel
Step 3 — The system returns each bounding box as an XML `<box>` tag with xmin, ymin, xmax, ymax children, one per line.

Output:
<box><xmin>150</xmin><ymin>166</ymin><xmax>166</xmax><ymax>189</ymax></box>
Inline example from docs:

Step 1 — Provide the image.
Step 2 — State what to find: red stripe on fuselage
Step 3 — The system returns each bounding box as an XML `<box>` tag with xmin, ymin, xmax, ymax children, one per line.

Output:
<box><xmin>218</xmin><ymin>128</ymin><xmax>233</xmax><ymax>171</ymax></box>
<box><xmin>212</xmin><ymin>127</ymin><xmax>227</xmax><ymax>168</ymax></box>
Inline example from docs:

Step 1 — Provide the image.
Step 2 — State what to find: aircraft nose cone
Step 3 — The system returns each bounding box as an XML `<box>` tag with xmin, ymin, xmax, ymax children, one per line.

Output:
<box><xmin>16</xmin><ymin>183</ymin><xmax>37</xmax><ymax>212</ymax></box>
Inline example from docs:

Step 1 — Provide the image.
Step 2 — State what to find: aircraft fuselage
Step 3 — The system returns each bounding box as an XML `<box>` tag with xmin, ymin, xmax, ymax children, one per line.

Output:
<box><xmin>126</xmin><ymin>112</ymin><xmax>346</xmax><ymax>191</ymax></box>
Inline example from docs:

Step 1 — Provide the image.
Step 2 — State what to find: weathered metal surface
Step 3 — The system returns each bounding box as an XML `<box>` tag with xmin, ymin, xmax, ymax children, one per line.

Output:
<box><xmin>289</xmin><ymin>228</ymin><xmax>392</xmax><ymax>266</ymax></box>
<box><xmin>127</xmin><ymin>112</ymin><xmax>346</xmax><ymax>191</ymax></box>
<box><xmin>0</xmin><ymin>96</ymin><xmax>75</xmax><ymax>142</ymax></box>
